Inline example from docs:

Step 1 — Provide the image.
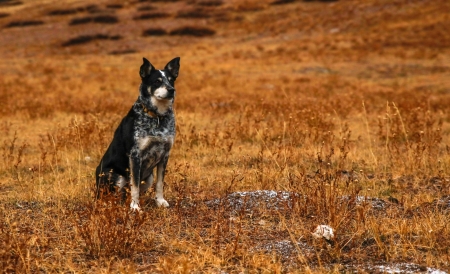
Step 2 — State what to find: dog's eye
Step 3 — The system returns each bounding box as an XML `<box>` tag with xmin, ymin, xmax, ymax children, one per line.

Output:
<box><xmin>155</xmin><ymin>79</ymin><xmax>162</xmax><ymax>84</ymax></box>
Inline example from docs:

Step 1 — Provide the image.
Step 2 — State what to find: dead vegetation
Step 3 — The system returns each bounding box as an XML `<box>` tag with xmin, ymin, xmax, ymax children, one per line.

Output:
<box><xmin>62</xmin><ymin>34</ymin><xmax>122</xmax><ymax>46</ymax></box>
<box><xmin>142</xmin><ymin>27</ymin><xmax>168</xmax><ymax>36</ymax></box>
<box><xmin>0</xmin><ymin>0</ymin><xmax>450</xmax><ymax>272</ymax></box>
<box><xmin>4</xmin><ymin>20</ymin><xmax>44</xmax><ymax>28</ymax></box>
<box><xmin>0</xmin><ymin>0</ymin><xmax>22</xmax><ymax>7</ymax></box>
<box><xmin>133</xmin><ymin>12</ymin><xmax>171</xmax><ymax>20</ymax></box>
<box><xmin>176</xmin><ymin>8</ymin><xmax>212</xmax><ymax>19</ymax></box>
<box><xmin>69</xmin><ymin>15</ymin><xmax>119</xmax><ymax>25</ymax></box>
<box><xmin>169</xmin><ymin>26</ymin><xmax>216</xmax><ymax>37</ymax></box>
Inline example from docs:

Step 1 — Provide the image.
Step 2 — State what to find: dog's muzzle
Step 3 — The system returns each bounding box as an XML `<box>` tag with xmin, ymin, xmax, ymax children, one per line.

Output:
<box><xmin>165</xmin><ymin>87</ymin><xmax>175</xmax><ymax>99</ymax></box>
<box><xmin>152</xmin><ymin>85</ymin><xmax>176</xmax><ymax>100</ymax></box>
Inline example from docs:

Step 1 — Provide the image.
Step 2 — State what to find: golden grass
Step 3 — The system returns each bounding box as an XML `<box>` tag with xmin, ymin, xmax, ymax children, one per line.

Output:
<box><xmin>1</xmin><ymin>0</ymin><xmax>450</xmax><ymax>272</ymax></box>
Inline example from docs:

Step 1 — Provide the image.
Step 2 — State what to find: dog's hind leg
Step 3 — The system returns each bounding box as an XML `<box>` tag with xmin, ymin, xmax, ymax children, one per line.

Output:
<box><xmin>155</xmin><ymin>157</ymin><xmax>169</xmax><ymax>207</ymax></box>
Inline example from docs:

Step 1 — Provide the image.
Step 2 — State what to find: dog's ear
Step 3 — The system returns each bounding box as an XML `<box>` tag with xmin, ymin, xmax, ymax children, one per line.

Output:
<box><xmin>164</xmin><ymin>57</ymin><xmax>180</xmax><ymax>78</ymax></box>
<box><xmin>139</xmin><ymin>57</ymin><xmax>154</xmax><ymax>79</ymax></box>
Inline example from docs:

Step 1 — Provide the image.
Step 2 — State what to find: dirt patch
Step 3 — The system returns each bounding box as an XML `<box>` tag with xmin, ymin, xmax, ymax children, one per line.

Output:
<box><xmin>206</xmin><ymin>191</ymin><xmax>397</xmax><ymax>216</ymax></box>
<box><xmin>205</xmin><ymin>190</ymin><xmax>300</xmax><ymax>214</ymax></box>
<box><xmin>345</xmin><ymin>263</ymin><xmax>446</xmax><ymax>273</ymax></box>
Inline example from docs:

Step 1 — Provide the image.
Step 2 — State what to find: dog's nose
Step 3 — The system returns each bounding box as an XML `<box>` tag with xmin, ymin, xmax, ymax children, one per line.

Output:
<box><xmin>167</xmin><ymin>87</ymin><xmax>175</xmax><ymax>97</ymax></box>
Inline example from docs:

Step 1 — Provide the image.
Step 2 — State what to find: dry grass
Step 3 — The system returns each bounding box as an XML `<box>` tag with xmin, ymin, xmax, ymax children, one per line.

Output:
<box><xmin>0</xmin><ymin>0</ymin><xmax>450</xmax><ymax>272</ymax></box>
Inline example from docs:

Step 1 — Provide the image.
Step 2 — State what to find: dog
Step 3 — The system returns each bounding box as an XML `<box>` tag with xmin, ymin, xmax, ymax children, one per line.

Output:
<box><xmin>95</xmin><ymin>57</ymin><xmax>180</xmax><ymax>211</ymax></box>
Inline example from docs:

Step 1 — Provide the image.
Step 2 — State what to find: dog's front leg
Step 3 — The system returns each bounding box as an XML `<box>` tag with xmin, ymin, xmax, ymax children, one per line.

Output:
<box><xmin>155</xmin><ymin>156</ymin><xmax>169</xmax><ymax>207</ymax></box>
<box><xmin>129</xmin><ymin>155</ymin><xmax>141</xmax><ymax>211</ymax></box>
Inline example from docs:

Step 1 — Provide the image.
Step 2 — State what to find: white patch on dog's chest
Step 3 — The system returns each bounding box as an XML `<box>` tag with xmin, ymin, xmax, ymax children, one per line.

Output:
<box><xmin>137</xmin><ymin>135</ymin><xmax>174</xmax><ymax>151</ymax></box>
<box><xmin>151</xmin><ymin>96</ymin><xmax>172</xmax><ymax>114</ymax></box>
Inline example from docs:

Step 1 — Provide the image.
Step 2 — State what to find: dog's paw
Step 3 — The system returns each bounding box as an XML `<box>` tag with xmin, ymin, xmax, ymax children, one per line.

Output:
<box><xmin>155</xmin><ymin>198</ymin><xmax>169</xmax><ymax>208</ymax></box>
<box><xmin>130</xmin><ymin>201</ymin><xmax>141</xmax><ymax>211</ymax></box>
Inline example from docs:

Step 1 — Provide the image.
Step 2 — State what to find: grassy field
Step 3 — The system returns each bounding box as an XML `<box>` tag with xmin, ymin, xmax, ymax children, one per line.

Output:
<box><xmin>1</xmin><ymin>0</ymin><xmax>450</xmax><ymax>272</ymax></box>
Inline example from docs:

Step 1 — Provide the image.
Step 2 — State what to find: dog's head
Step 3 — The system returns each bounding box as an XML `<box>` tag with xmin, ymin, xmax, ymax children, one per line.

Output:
<box><xmin>139</xmin><ymin>57</ymin><xmax>180</xmax><ymax>114</ymax></box>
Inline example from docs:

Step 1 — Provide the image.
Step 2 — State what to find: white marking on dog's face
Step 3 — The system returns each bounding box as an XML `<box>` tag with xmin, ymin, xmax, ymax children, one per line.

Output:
<box><xmin>146</xmin><ymin>83</ymin><xmax>169</xmax><ymax>100</ymax></box>
<box><xmin>153</xmin><ymin>86</ymin><xmax>169</xmax><ymax>99</ymax></box>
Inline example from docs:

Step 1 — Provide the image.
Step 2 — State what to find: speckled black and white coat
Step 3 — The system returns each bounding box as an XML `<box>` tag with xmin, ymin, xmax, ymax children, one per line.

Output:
<box><xmin>95</xmin><ymin>57</ymin><xmax>180</xmax><ymax>210</ymax></box>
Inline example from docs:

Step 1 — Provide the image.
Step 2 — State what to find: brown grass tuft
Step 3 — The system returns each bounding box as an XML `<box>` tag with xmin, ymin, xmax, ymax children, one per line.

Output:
<box><xmin>75</xmin><ymin>196</ymin><xmax>153</xmax><ymax>258</ymax></box>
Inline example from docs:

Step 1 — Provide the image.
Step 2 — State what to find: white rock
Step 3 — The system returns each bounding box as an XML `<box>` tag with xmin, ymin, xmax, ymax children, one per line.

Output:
<box><xmin>312</xmin><ymin>225</ymin><xmax>335</xmax><ymax>241</ymax></box>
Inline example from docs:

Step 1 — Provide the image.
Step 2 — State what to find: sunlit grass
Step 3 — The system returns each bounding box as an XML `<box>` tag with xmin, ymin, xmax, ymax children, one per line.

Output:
<box><xmin>0</xmin><ymin>0</ymin><xmax>449</xmax><ymax>272</ymax></box>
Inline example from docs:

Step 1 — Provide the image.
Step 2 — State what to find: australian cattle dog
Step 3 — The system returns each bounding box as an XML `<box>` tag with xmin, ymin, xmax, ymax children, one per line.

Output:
<box><xmin>96</xmin><ymin>57</ymin><xmax>180</xmax><ymax>211</ymax></box>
